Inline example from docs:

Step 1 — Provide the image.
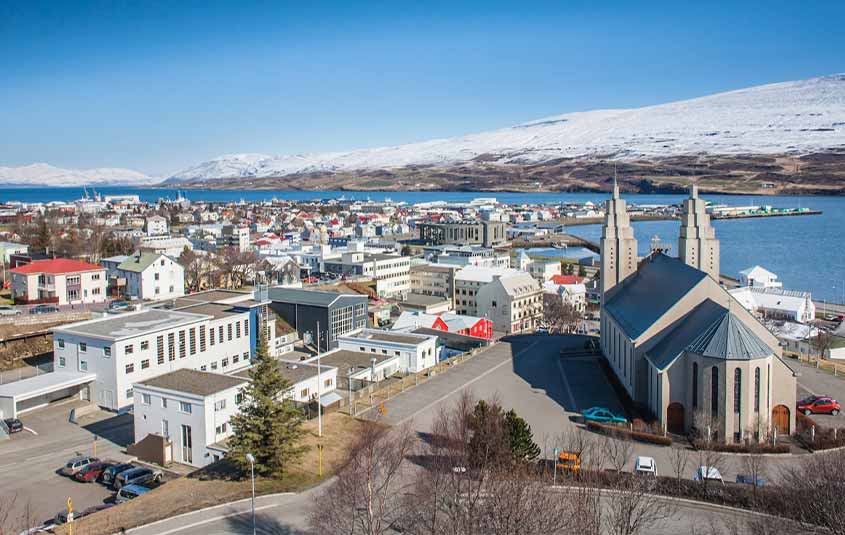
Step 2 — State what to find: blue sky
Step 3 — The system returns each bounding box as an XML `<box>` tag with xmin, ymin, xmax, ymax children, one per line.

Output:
<box><xmin>1</xmin><ymin>0</ymin><xmax>843</xmax><ymax>176</ymax></box>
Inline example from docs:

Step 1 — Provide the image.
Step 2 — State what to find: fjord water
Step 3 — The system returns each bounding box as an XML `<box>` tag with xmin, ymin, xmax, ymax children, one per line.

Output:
<box><xmin>1</xmin><ymin>187</ymin><xmax>842</xmax><ymax>303</ymax></box>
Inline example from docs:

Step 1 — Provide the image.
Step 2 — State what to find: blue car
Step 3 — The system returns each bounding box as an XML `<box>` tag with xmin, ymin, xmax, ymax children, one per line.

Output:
<box><xmin>582</xmin><ymin>407</ymin><xmax>627</xmax><ymax>424</ymax></box>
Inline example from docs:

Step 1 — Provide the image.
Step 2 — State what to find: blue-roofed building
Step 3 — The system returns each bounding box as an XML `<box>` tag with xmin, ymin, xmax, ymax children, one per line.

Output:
<box><xmin>598</xmin><ymin>185</ymin><xmax>796</xmax><ymax>443</ymax></box>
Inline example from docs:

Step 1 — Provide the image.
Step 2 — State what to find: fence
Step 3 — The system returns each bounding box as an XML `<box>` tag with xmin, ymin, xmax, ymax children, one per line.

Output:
<box><xmin>785</xmin><ymin>351</ymin><xmax>845</xmax><ymax>377</ymax></box>
<box><xmin>344</xmin><ymin>343</ymin><xmax>494</xmax><ymax>417</ymax></box>
<box><xmin>0</xmin><ymin>361</ymin><xmax>53</xmax><ymax>385</ymax></box>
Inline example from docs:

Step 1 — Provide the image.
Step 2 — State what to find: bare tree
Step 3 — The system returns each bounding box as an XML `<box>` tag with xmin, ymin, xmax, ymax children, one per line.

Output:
<box><xmin>771</xmin><ymin>451</ymin><xmax>845</xmax><ymax>534</ymax></box>
<box><xmin>812</xmin><ymin>330</ymin><xmax>833</xmax><ymax>360</ymax></box>
<box><xmin>693</xmin><ymin>449</ymin><xmax>724</xmax><ymax>492</ymax></box>
<box><xmin>602</xmin><ymin>475</ymin><xmax>673</xmax><ymax>535</ymax></box>
<box><xmin>667</xmin><ymin>446</ymin><xmax>689</xmax><ymax>493</ymax></box>
<box><xmin>542</xmin><ymin>294</ymin><xmax>582</xmax><ymax>334</ymax></box>
<box><xmin>606</xmin><ymin>433</ymin><xmax>634</xmax><ymax>473</ymax></box>
<box><xmin>309</xmin><ymin>420</ymin><xmax>416</xmax><ymax>535</ymax></box>
<box><xmin>740</xmin><ymin>444</ymin><xmax>768</xmax><ymax>500</ymax></box>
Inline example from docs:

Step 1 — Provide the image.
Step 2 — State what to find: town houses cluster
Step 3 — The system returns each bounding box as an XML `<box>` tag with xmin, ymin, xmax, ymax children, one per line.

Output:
<box><xmin>0</xmin><ymin>190</ymin><xmax>827</xmax><ymax>467</ymax></box>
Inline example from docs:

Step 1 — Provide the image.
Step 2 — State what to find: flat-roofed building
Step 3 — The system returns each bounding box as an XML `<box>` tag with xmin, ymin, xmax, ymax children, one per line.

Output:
<box><xmin>418</xmin><ymin>221</ymin><xmax>506</xmax><ymax>248</ymax></box>
<box><xmin>268</xmin><ymin>288</ymin><xmax>368</xmax><ymax>350</ymax></box>
<box><xmin>337</xmin><ymin>328</ymin><xmax>438</xmax><ymax>373</ymax></box>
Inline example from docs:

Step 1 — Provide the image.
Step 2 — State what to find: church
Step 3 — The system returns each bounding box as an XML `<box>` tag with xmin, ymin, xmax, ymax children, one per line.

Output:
<box><xmin>599</xmin><ymin>183</ymin><xmax>797</xmax><ymax>442</ymax></box>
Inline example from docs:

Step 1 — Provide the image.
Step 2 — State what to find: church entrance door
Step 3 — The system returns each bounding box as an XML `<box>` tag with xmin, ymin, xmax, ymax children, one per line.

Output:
<box><xmin>772</xmin><ymin>405</ymin><xmax>790</xmax><ymax>436</ymax></box>
<box><xmin>667</xmin><ymin>402</ymin><xmax>685</xmax><ymax>434</ymax></box>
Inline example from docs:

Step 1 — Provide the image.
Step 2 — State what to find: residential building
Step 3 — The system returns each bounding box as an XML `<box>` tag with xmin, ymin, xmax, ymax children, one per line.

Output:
<box><xmin>337</xmin><ymin>329</ymin><xmax>438</xmax><ymax>374</ymax></box>
<box><xmin>453</xmin><ymin>266</ymin><xmax>517</xmax><ymax>316</ymax></box>
<box><xmin>140</xmin><ymin>235</ymin><xmax>194</xmax><ymax>257</ymax></box>
<box><xmin>102</xmin><ymin>251</ymin><xmax>185</xmax><ymax>301</ymax></box>
<box><xmin>391</xmin><ymin>310</ymin><xmax>493</xmax><ymax>339</ymax></box>
<box><xmin>738</xmin><ymin>266</ymin><xmax>783</xmax><ymax>288</ymax></box>
<box><xmin>323</xmin><ymin>250</ymin><xmax>410</xmax><ymax>298</ymax></box>
<box><xmin>10</xmin><ymin>258</ymin><xmax>107</xmax><ymax>305</ymax></box>
<box><xmin>476</xmin><ymin>272</ymin><xmax>543</xmax><ymax>334</ymax></box>
<box><xmin>268</xmin><ymin>288</ymin><xmax>368</xmax><ymax>349</ymax></box>
<box><xmin>145</xmin><ymin>215</ymin><xmax>169</xmax><ymax>236</ymax></box>
<box><xmin>220</xmin><ymin>225</ymin><xmax>251</xmax><ymax>252</ymax></box>
<box><xmin>307</xmin><ymin>348</ymin><xmax>399</xmax><ymax>385</ymax></box>
<box><xmin>0</xmin><ymin>241</ymin><xmax>28</xmax><ymax>263</ymax></box>
<box><xmin>409</xmin><ymin>263</ymin><xmax>458</xmax><ymax>303</ymax></box>
<box><xmin>132</xmin><ymin>369</ymin><xmax>246</xmax><ymax>467</ymax></box>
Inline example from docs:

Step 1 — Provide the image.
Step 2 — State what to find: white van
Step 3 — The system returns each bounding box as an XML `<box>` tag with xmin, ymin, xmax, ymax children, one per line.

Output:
<box><xmin>634</xmin><ymin>456</ymin><xmax>657</xmax><ymax>476</ymax></box>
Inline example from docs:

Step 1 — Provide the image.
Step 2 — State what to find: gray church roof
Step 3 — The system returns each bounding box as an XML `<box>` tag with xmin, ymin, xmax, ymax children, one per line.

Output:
<box><xmin>686</xmin><ymin>308</ymin><xmax>774</xmax><ymax>360</ymax></box>
<box><xmin>644</xmin><ymin>299</ymin><xmax>774</xmax><ymax>371</ymax></box>
<box><xmin>604</xmin><ymin>253</ymin><xmax>707</xmax><ymax>340</ymax></box>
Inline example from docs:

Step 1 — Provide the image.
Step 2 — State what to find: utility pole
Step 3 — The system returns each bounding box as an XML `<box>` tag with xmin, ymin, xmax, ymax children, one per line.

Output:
<box><xmin>316</xmin><ymin>321</ymin><xmax>323</xmax><ymax>478</ymax></box>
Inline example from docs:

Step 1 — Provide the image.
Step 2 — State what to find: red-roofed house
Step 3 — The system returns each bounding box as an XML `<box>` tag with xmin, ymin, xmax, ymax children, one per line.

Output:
<box><xmin>10</xmin><ymin>258</ymin><xmax>107</xmax><ymax>305</ymax></box>
<box><xmin>549</xmin><ymin>275</ymin><xmax>584</xmax><ymax>286</ymax></box>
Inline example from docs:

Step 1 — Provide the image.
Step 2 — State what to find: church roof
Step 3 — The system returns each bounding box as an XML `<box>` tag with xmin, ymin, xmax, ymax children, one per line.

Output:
<box><xmin>604</xmin><ymin>253</ymin><xmax>707</xmax><ymax>340</ymax></box>
<box><xmin>644</xmin><ymin>299</ymin><xmax>774</xmax><ymax>371</ymax></box>
<box><xmin>686</xmin><ymin>308</ymin><xmax>774</xmax><ymax>360</ymax></box>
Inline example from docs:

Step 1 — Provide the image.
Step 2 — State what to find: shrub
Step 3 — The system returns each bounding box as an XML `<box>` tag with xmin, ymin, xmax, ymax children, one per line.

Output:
<box><xmin>585</xmin><ymin>420</ymin><xmax>672</xmax><ymax>446</ymax></box>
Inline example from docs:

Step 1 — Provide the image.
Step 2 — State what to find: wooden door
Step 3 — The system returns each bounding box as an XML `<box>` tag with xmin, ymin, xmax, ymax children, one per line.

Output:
<box><xmin>772</xmin><ymin>405</ymin><xmax>790</xmax><ymax>435</ymax></box>
<box><xmin>667</xmin><ymin>402</ymin><xmax>685</xmax><ymax>434</ymax></box>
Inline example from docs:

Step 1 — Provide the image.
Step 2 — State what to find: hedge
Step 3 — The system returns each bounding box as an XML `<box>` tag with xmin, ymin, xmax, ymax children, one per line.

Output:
<box><xmin>585</xmin><ymin>420</ymin><xmax>672</xmax><ymax>446</ymax></box>
<box><xmin>692</xmin><ymin>440</ymin><xmax>790</xmax><ymax>454</ymax></box>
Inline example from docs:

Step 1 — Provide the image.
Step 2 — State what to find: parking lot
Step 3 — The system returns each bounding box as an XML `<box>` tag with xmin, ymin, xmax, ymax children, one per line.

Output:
<box><xmin>0</xmin><ymin>399</ymin><xmax>136</xmax><ymax>531</ymax></box>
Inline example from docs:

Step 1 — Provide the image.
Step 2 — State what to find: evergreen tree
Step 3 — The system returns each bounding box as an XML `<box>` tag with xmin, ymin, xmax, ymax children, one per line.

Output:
<box><xmin>467</xmin><ymin>400</ymin><xmax>509</xmax><ymax>468</ymax></box>
<box><xmin>228</xmin><ymin>334</ymin><xmax>306</xmax><ymax>478</ymax></box>
<box><xmin>504</xmin><ymin>409</ymin><xmax>540</xmax><ymax>462</ymax></box>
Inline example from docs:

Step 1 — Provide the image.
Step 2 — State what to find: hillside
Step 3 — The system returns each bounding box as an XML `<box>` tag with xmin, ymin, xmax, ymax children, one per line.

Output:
<box><xmin>169</xmin><ymin>75</ymin><xmax>845</xmax><ymax>194</ymax></box>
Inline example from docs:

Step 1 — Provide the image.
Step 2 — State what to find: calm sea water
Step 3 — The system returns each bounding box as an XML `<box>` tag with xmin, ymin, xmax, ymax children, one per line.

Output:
<box><xmin>1</xmin><ymin>187</ymin><xmax>842</xmax><ymax>303</ymax></box>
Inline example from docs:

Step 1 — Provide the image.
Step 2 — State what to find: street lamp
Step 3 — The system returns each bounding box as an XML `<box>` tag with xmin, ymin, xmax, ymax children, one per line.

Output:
<box><xmin>245</xmin><ymin>452</ymin><xmax>256</xmax><ymax>535</ymax></box>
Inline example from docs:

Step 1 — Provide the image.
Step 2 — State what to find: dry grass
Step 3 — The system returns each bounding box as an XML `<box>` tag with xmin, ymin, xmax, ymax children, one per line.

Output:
<box><xmin>53</xmin><ymin>412</ymin><xmax>367</xmax><ymax>535</ymax></box>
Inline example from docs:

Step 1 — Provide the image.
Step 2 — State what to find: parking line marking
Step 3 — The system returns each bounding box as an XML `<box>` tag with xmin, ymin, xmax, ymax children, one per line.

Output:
<box><xmin>392</xmin><ymin>341</ymin><xmax>539</xmax><ymax>426</ymax></box>
<box><xmin>23</xmin><ymin>426</ymin><xmax>38</xmax><ymax>435</ymax></box>
<box><xmin>556</xmin><ymin>357</ymin><xmax>578</xmax><ymax>411</ymax></box>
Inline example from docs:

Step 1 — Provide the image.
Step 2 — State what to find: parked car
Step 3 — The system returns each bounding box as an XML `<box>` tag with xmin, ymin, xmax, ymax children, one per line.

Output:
<box><xmin>634</xmin><ymin>456</ymin><xmax>657</xmax><ymax>476</ymax></box>
<box><xmin>114</xmin><ymin>467</ymin><xmax>162</xmax><ymax>489</ymax></box>
<box><xmin>114</xmin><ymin>484</ymin><xmax>151</xmax><ymax>504</ymax></box>
<box><xmin>0</xmin><ymin>305</ymin><xmax>21</xmax><ymax>316</ymax></box>
<box><xmin>797</xmin><ymin>395</ymin><xmax>841</xmax><ymax>416</ymax></box>
<box><xmin>4</xmin><ymin>418</ymin><xmax>23</xmax><ymax>433</ymax></box>
<box><xmin>101</xmin><ymin>462</ymin><xmax>135</xmax><ymax>487</ymax></box>
<box><xmin>107</xmin><ymin>300</ymin><xmax>130</xmax><ymax>311</ymax></box>
<box><xmin>582</xmin><ymin>406</ymin><xmax>627</xmax><ymax>424</ymax></box>
<box><xmin>736</xmin><ymin>474</ymin><xmax>766</xmax><ymax>487</ymax></box>
<box><xmin>59</xmin><ymin>456</ymin><xmax>99</xmax><ymax>477</ymax></box>
<box><xmin>73</xmin><ymin>461</ymin><xmax>111</xmax><ymax>483</ymax></box>
<box><xmin>693</xmin><ymin>465</ymin><xmax>724</xmax><ymax>484</ymax></box>
<box><xmin>29</xmin><ymin>304</ymin><xmax>59</xmax><ymax>315</ymax></box>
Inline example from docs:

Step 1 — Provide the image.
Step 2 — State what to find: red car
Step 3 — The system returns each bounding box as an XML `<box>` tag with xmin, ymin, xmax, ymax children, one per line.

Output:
<box><xmin>73</xmin><ymin>461</ymin><xmax>110</xmax><ymax>483</ymax></box>
<box><xmin>797</xmin><ymin>396</ymin><xmax>841</xmax><ymax>416</ymax></box>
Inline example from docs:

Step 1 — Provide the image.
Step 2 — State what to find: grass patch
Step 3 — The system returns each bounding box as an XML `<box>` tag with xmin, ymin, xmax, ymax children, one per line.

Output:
<box><xmin>55</xmin><ymin>412</ymin><xmax>365</xmax><ymax>535</ymax></box>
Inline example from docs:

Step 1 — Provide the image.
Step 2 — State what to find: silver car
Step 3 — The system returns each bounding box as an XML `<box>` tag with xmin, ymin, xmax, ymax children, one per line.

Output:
<box><xmin>114</xmin><ymin>467</ymin><xmax>162</xmax><ymax>489</ymax></box>
<box><xmin>59</xmin><ymin>456</ymin><xmax>99</xmax><ymax>477</ymax></box>
<box><xmin>0</xmin><ymin>305</ymin><xmax>20</xmax><ymax>316</ymax></box>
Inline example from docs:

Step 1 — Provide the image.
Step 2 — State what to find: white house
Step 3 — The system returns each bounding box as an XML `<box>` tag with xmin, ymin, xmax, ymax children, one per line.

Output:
<box><xmin>738</xmin><ymin>266</ymin><xmax>783</xmax><ymax>289</ymax></box>
<box><xmin>232</xmin><ymin>360</ymin><xmax>338</xmax><ymax>404</ymax></box>
<box><xmin>145</xmin><ymin>215</ymin><xmax>169</xmax><ymax>237</ymax></box>
<box><xmin>729</xmin><ymin>286</ymin><xmax>816</xmax><ymax>324</ymax></box>
<box><xmin>133</xmin><ymin>369</ymin><xmax>246</xmax><ymax>467</ymax></box>
<box><xmin>102</xmin><ymin>251</ymin><xmax>185</xmax><ymax>301</ymax></box>
<box><xmin>336</xmin><ymin>329</ymin><xmax>438</xmax><ymax>374</ymax></box>
<box><xmin>10</xmin><ymin>258</ymin><xmax>107</xmax><ymax>306</ymax></box>
<box><xmin>476</xmin><ymin>271</ymin><xmax>543</xmax><ymax>334</ymax></box>
<box><xmin>543</xmin><ymin>280</ymin><xmax>587</xmax><ymax>313</ymax></box>
<box><xmin>309</xmin><ymin>348</ymin><xmax>400</xmax><ymax>384</ymax></box>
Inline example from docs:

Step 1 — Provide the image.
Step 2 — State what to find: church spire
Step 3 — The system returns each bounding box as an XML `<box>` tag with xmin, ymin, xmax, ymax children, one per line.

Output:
<box><xmin>678</xmin><ymin>182</ymin><xmax>720</xmax><ymax>280</ymax></box>
<box><xmin>600</xmin><ymin>170</ymin><xmax>637</xmax><ymax>300</ymax></box>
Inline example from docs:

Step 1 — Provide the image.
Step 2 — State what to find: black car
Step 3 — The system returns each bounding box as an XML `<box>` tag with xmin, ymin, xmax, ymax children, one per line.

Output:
<box><xmin>3</xmin><ymin>418</ymin><xmax>23</xmax><ymax>433</ymax></box>
<box><xmin>101</xmin><ymin>463</ymin><xmax>135</xmax><ymax>487</ymax></box>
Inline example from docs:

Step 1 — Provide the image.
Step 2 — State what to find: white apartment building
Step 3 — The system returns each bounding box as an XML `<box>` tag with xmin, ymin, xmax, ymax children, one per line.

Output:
<box><xmin>454</xmin><ymin>266</ymin><xmax>517</xmax><ymax>316</ymax></box>
<box><xmin>53</xmin><ymin>303</ymin><xmax>255</xmax><ymax>411</ymax></box>
<box><xmin>337</xmin><ymin>329</ymin><xmax>438</xmax><ymax>374</ymax></box>
<box><xmin>145</xmin><ymin>215</ymin><xmax>169</xmax><ymax>236</ymax></box>
<box><xmin>140</xmin><ymin>235</ymin><xmax>194</xmax><ymax>257</ymax></box>
<box><xmin>102</xmin><ymin>251</ymin><xmax>185</xmax><ymax>301</ymax></box>
<box><xmin>10</xmin><ymin>258</ymin><xmax>107</xmax><ymax>306</ymax></box>
<box><xmin>365</xmin><ymin>254</ymin><xmax>410</xmax><ymax>298</ymax></box>
<box><xmin>476</xmin><ymin>272</ymin><xmax>543</xmax><ymax>334</ymax></box>
<box><xmin>133</xmin><ymin>369</ymin><xmax>246</xmax><ymax>467</ymax></box>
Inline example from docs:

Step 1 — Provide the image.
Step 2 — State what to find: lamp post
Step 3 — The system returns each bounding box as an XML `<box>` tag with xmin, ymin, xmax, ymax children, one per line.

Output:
<box><xmin>245</xmin><ymin>453</ymin><xmax>256</xmax><ymax>535</ymax></box>
<box><xmin>316</xmin><ymin>321</ymin><xmax>323</xmax><ymax>477</ymax></box>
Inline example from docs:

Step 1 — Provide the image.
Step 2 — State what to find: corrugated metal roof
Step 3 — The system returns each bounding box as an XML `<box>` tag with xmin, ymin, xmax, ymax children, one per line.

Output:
<box><xmin>604</xmin><ymin>254</ymin><xmax>707</xmax><ymax>340</ymax></box>
<box><xmin>686</xmin><ymin>310</ymin><xmax>774</xmax><ymax>360</ymax></box>
<box><xmin>644</xmin><ymin>299</ymin><xmax>727</xmax><ymax>371</ymax></box>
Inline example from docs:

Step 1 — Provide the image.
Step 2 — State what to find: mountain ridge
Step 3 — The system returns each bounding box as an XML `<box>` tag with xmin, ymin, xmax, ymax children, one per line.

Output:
<box><xmin>0</xmin><ymin>163</ymin><xmax>156</xmax><ymax>187</ymax></box>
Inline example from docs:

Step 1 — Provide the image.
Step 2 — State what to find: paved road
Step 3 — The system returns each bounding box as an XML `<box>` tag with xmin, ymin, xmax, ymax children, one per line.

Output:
<box><xmin>793</xmin><ymin>357</ymin><xmax>845</xmax><ymax>428</ymax></box>
<box><xmin>126</xmin><ymin>337</ymin><xmax>804</xmax><ymax>535</ymax></box>
<box><xmin>0</xmin><ymin>399</ymin><xmax>134</xmax><ymax>532</ymax></box>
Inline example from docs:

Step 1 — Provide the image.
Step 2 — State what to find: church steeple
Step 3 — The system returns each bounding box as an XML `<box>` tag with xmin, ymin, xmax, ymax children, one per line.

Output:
<box><xmin>600</xmin><ymin>176</ymin><xmax>637</xmax><ymax>300</ymax></box>
<box><xmin>678</xmin><ymin>183</ymin><xmax>720</xmax><ymax>280</ymax></box>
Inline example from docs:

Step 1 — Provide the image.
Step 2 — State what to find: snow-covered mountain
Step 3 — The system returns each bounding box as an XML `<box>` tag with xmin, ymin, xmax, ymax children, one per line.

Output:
<box><xmin>170</xmin><ymin>74</ymin><xmax>845</xmax><ymax>182</ymax></box>
<box><xmin>0</xmin><ymin>163</ymin><xmax>155</xmax><ymax>187</ymax></box>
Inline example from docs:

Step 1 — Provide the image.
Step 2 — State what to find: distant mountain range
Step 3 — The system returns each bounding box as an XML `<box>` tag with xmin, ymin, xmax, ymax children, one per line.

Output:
<box><xmin>0</xmin><ymin>163</ymin><xmax>155</xmax><ymax>187</ymax></box>
<box><xmin>164</xmin><ymin>74</ymin><xmax>845</xmax><ymax>193</ymax></box>
<box><xmin>4</xmin><ymin>75</ymin><xmax>845</xmax><ymax>192</ymax></box>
